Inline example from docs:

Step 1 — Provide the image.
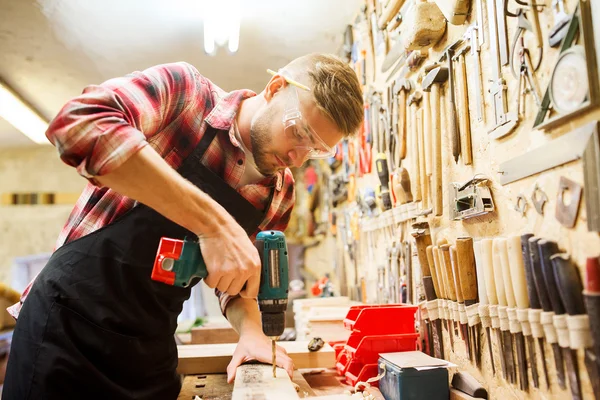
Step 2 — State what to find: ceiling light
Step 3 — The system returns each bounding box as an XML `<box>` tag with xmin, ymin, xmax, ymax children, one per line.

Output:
<box><xmin>203</xmin><ymin>0</ymin><xmax>241</xmax><ymax>55</ymax></box>
<box><xmin>0</xmin><ymin>82</ymin><xmax>50</xmax><ymax>145</ymax></box>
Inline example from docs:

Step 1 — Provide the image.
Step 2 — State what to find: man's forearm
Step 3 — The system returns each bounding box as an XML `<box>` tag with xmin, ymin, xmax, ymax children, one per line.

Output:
<box><xmin>225</xmin><ymin>297</ymin><xmax>263</xmax><ymax>336</ymax></box>
<box><xmin>96</xmin><ymin>145</ymin><xmax>231</xmax><ymax>236</ymax></box>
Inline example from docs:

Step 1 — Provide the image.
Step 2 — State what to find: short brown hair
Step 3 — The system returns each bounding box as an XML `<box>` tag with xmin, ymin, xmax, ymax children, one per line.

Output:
<box><xmin>283</xmin><ymin>53</ymin><xmax>363</xmax><ymax>137</ymax></box>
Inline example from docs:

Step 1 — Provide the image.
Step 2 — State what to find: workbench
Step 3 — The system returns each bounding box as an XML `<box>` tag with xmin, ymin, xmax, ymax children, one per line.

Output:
<box><xmin>178</xmin><ymin>368</ymin><xmax>351</xmax><ymax>399</ymax></box>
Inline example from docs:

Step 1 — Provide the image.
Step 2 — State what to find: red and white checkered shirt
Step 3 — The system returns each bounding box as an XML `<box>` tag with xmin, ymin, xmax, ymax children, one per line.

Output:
<box><xmin>8</xmin><ymin>62</ymin><xmax>295</xmax><ymax>319</ymax></box>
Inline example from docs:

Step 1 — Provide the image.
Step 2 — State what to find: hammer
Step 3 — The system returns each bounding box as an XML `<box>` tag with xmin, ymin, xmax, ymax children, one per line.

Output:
<box><xmin>452</xmin><ymin>45</ymin><xmax>473</xmax><ymax>166</ymax></box>
<box><xmin>395</xmin><ymin>78</ymin><xmax>413</xmax><ymax>161</ymax></box>
<box><xmin>422</xmin><ymin>66</ymin><xmax>449</xmax><ymax>217</ymax></box>
<box><xmin>407</xmin><ymin>91</ymin><xmax>423</xmax><ymax>203</ymax></box>
<box><xmin>439</xmin><ymin>39</ymin><xmax>464</xmax><ymax>165</ymax></box>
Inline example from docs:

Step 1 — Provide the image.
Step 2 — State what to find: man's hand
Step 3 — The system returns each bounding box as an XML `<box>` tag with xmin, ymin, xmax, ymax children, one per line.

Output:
<box><xmin>226</xmin><ymin>331</ymin><xmax>294</xmax><ymax>383</ymax></box>
<box><xmin>199</xmin><ymin>220</ymin><xmax>261</xmax><ymax>298</ymax></box>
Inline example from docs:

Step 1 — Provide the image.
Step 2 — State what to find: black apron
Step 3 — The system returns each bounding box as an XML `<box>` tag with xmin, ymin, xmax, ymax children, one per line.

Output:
<box><xmin>3</xmin><ymin>126</ymin><xmax>275</xmax><ymax>400</ymax></box>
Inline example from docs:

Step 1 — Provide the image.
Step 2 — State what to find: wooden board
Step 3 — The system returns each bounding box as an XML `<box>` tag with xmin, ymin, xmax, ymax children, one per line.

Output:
<box><xmin>232</xmin><ymin>364</ymin><xmax>299</xmax><ymax>400</ymax></box>
<box><xmin>190</xmin><ymin>324</ymin><xmax>239</xmax><ymax>344</ymax></box>
<box><xmin>177</xmin><ymin>341</ymin><xmax>335</xmax><ymax>375</ymax></box>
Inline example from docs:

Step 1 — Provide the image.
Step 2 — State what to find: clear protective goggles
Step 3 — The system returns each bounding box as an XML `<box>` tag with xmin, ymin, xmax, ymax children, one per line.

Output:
<box><xmin>267</xmin><ymin>69</ymin><xmax>337</xmax><ymax>159</ymax></box>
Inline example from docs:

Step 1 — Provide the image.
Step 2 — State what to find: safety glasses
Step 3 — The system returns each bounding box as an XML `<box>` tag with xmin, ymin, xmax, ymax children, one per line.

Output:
<box><xmin>267</xmin><ymin>69</ymin><xmax>336</xmax><ymax>159</ymax></box>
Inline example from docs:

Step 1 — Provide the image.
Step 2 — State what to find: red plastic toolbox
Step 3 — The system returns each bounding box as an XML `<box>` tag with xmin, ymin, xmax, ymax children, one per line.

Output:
<box><xmin>345</xmin><ymin>332</ymin><xmax>419</xmax><ymax>365</ymax></box>
<box><xmin>345</xmin><ymin>361</ymin><xmax>380</xmax><ymax>387</ymax></box>
<box><xmin>343</xmin><ymin>305</ymin><xmax>417</xmax><ymax>335</ymax></box>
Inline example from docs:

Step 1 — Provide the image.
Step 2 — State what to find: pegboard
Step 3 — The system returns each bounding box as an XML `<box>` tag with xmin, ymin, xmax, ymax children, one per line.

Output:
<box><xmin>316</xmin><ymin>0</ymin><xmax>600</xmax><ymax>398</ymax></box>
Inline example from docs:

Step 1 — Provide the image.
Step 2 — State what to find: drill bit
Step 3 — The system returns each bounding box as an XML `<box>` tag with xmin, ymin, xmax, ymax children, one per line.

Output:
<box><xmin>272</xmin><ymin>339</ymin><xmax>276</xmax><ymax>378</ymax></box>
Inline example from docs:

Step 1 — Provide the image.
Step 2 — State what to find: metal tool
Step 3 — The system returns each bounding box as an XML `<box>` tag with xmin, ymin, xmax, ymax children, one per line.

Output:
<box><xmin>464</xmin><ymin>25</ymin><xmax>484</xmax><ymax>122</ymax></box>
<box><xmin>515</xmin><ymin>38</ymin><xmax>542</xmax><ymax>117</ymax></box>
<box><xmin>549</xmin><ymin>0</ymin><xmax>572</xmax><ymax>47</ymax></box>
<box><xmin>499</xmin><ymin>121</ymin><xmax>598</xmax><ymax>185</ymax></box>
<box><xmin>531</xmin><ymin>184</ymin><xmax>548</xmax><ymax>215</ymax></box>
<box><xmin>539</xmin><ymin>245</ymin><xmax>582</xmax><ymax>399</ymax></box>
<box><xmin>386</xmin><ymin>49</ymin><xmax>427</xmax><ymax>83</ymax></box>
<box><xmin>474</xmin><ymin>240</ymin><xmax>496</xmax><ymax>374</ymax></box>
<box><xmin>408</xmin><ymin>92</ymin><xmax>423</xmax><ymax>202</ymax></box>
<box><xmin>395</xmin><ymin>78</ymin><xmax>412</xmax><ymax>161</ymax></box>
<box><xmin>376</xmin><ymin>153</ymin><xmax>392</xmax><ymax>211</ymax></box>
<box><xmin>440</xmin><ymin>241</ymin><xmax>461</xmax><ymax>353</ymax></box>
<box><xmin>555</xmin><ymin>176</ymin><xmax>583</xmax><ymax>229</ymax></box>
<box><xmin>453</xmin><ymin>45</ymin><xmax>473</xmax><ymax>165</ymax></box>
<box><xmin>536</xmin><ymin>239</ymin><xmax>568</xmax><ymax>390</ymax></box>
<box><xmin>439</xmin><ymin>40</ymin><xmax>463</xmax><ymax>164</ymax></box>
<box><xmin>422</xmin><ymin>67</ymin><xmax>449</xmax><ymax>216</ymax></box>
<box><xmin>520</xmin><ymin>234</ymin><xmax>545</xmax><ymax>389</ymax></box>
<box><xmin>434</xmin><ymin>240</ymin><xmax>455</xmax><ymax>353</ymax></box>
<box><xmin>506</xmin><ymin>235</ymin><xmax>533</xmax><ymax>391</ymax></box>
<box><xmin>456</xmin><ymin>237</ymin><xmax>481</xmax><ymax>367</ymax></box>
<box><xmin>492</xmin><ymin>238</ymin><xmax>516</xmax><ymax>384</ymax></box>
<box><xmin>152</xmin><ymin>231</ymin><xmax>289</xmax><ymax>378</ymax></box>
<box><xmin>528</xmin><ymin>237</ymin><xmax>566</xmax><ymax>389</ymax></box>
<box><xmin>449</xmin><ymin>245</ymin><xmax>471</xmax><ymax>362</ymax></box>
<box><xmin>449</xmin><ymin>176</ymin><xmax>494</xmax><ymax>221</ymax></box>
<box><xmin>487</xmin><ymin>0</ymin><xmax>518</xmax><ymax>139</ymax></box>
<box><xmin>411</xmin><ymin>222</ymin><xmax>444</xmax><ymax>359</ymax></box>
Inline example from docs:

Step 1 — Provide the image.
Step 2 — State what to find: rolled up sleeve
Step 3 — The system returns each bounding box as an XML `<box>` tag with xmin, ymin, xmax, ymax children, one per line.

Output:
<box><xmin>46</xmin><ymin>62</ymin><xmax>201</xmax><ymax>184</ymax></box>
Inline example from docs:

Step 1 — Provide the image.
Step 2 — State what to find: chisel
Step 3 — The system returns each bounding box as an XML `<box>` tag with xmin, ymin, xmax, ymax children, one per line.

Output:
<box><xmin>411</xmin><ymin>222</ymin><xmax>443</xmax><ymax>359</ymax></box>
<box><xmin>437</xmin><ymin>239</ymin><xmax>457</xmax><ymax>352</ymax></box>
<box><xmin>584</xmin><ymin>256</ymin><xmax>600</xmax><ymax>399</ymax></box>
<box><xmin>449</xmin><ymin>245</ymin><xmax>471</xmax><ymax>361</ymax></box>
<box><xmin>493</xmin><ymin>238</ymin><xmax>517</xmax><ymax>384</ymax></box>
<box><xmin>456</xmin><ymin>237</ymin><xmax>481</xmax><ymax>367</ymax></box>
<box><xmin>474</xmin><ymin>240</ymin><xmax>495</xmax><ymax>374</ymax></box>
<box><xmin>551</xmin><ymin>253</ymin><xmax>591</xmax><ymax>400</ymax></box>
<box><xmin>426</xmin><ymin>244</ymin><xmax>445</xmax><ymax>359</ymax></box>
<box><xmin>506</xmin><ymin>235</ymin><xmax>532</xmax><ymax>391</ymax></box>
<box><xmin>529</xmin><ymin>237</ymin><xmax>566</xmax><ymax>390</ymax></box>
<box><xmin>520</xmin><ymin>234</ymin><xmax>545</xmax><ymax>389</ymax></box>
<box><xmin>482</xmin><ymin>238</ymin><xmax>505</xmax><ymax>379</ymax></box>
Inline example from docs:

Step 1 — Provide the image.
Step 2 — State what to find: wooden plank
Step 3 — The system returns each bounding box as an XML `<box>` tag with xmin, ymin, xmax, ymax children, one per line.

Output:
<box><xmin>177</xmin><ymin>341</ymin><xmax>335</xmax><ymax>375</ymax></box>
<box><xmin>293</xmin><ymin>370</ymin><xmax>316</xmax><ymax>397</ymax></box>
<box><xmin>178</xmin><ymin>374</ymin><xmax>232</xmax><ymax>400</ymax></box>
<box><xmin>190</xmin><ymin>324</ymin><xmax>239</xmax><ymax>344</ymax></box>
<box><xmin>232</xmin><ymin>364</ymin><xmax>299</xmax><ymax>400</ymax></box>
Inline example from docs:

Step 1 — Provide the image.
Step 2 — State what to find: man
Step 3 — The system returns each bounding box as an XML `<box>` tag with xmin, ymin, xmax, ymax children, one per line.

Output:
<box><xmin>3</xmin><ymin>53</ymin><xmax>363</xmax><ymax>399</ymax></box>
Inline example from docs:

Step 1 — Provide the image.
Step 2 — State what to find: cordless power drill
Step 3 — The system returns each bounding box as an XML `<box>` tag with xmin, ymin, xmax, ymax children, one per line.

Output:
<box><xmin>151</xmin><ymin>230</ymin><xmax>289</xmax><ymax>376</ymax></box>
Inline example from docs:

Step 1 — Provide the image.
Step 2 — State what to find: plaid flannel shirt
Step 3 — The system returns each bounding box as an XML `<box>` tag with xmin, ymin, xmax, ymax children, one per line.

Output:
<box><xmin>8</xmin><ymin>62</ymin><xmax>295</xmax><ymax>319</ymax></box>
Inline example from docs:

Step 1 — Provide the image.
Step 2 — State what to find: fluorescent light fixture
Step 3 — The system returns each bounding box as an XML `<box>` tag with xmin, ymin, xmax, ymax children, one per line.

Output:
<box><xmin>0</xmin><ymin>82</ymin><xmax>50</xmax><ymax>145</ymax></box>
<box><xmin>203</xmin><ymin>0</ymin><xmax>241</xmax><ymax>55</ymax></box>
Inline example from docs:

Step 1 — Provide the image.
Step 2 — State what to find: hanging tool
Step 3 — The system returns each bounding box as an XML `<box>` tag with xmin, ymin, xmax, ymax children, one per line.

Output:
<box><xmin>481</xmin><ymin>239</ymin><xmax>505</xmax><ymax>379</ymax></box>
<box><xmin>509</xmin><ymin>8</ymin><xmax>543</xmax><ymax>80</ymax></box>
<box><xmin>439</xmin><ymin>40</ymin><xmax>463</xmax><ymax>164</ymax></box>
<box><xmin>434</xmin><ymin>240</ymin><xmax>455</xmax><ymax>352</ymax></box>
<box><xmin>426</xmin><ymin>245</ymin><xmax>447</xmax><ymax>358</ymax></box>
<box><xmin>492</xmin><ymin>238</ymin><xmax>516</xmax><ymax>383</ymax></box>
<box><xmin>456</xmin><ymin>237</ymin><xmax>481</xmax><ymax>367</ymax></box>
<box><xmin>376</xmin><ymin>153</ymin><xmax>392</xmax><ymax>211</ymax></box>
<box><xmin>539</xmin><ymin>240</ymin><xmax>582</xmax><ymax>400</ymax></box>
<box><xmin>496</xmin><ymin>238</ymin><xmax>519</xmax><ymax>385</ymax></box>
<box><xmin>506</xmin><ymin>235</ymin><xmax>534</xmax><ymax>391</ymax></box>
<box><xmin>412</xmin><ymin>222</ymin><xmax>443</xmax><ymax>359</ymax></box>
<box><xmin>451</xmin><ymin>372</ymin><xmax>488</xmax><ymax>398</ymax></box>
<box><xmin>463</xmin><ymin>25</ymin><xmax>484</xmax><ymax>122</ymax></box>
<box><xmin>549</xmin><ymin>0</ymin><xmax>572</xmax><ymax>47</ymax></box>
<box><xmin>408</xmin><ymin>91</ymin><xmax>423</xmax><ymax>202</ymax></box>
<box><xmin>528</xmin><ymin>237</ymin><xmax>567</xmax><ymax>389</ymax></box>
<box><xmin>393</xmin><ymin>167</ymin><xmax>413</xmax><ymax>205</ymax></box>
<box><xmin>583</xmin><ymin>123</ymin><xmax>600</xmax><ymax>232</ymax></box>
<box><xmin>474</xmin><ymin>240</ymin><xmax>496</xmax><ymax>374</ymax></box>
<box><xmin>515</xmin><ymin>38</ymin><xmax>542</xmax><ymax>117</ymax></box>
<box><xmin>440</xmin><ymin>241</ymin><xmax>461</xmax><ymax>350</ymax></box>
<box><xmin>453</xmin><ymin>45</ymin><xmax>472</xmax><ymax>165</ymax></box>
<box><xmin>395</xmin><ymin>78</ymin><xmax>412</xmax><ymax>161</ymax></box>
<box><xmin>386</xmin><ymin>49</ymin><xmax>427</xmax><ymax>83</ymax></box>
<box><xmin>531</xmin><ymin>184</ymin><xmax>548</xmax><ymax>215</ymax></box>
<box><xmin>555</xmin><ymin>176</ymin><xmax>583</xmax><ymax>229</ymax></box>
<box><xmin>520</xmin><ymin>234</ymin><xmax>545</xmax><ymax>389</ymax></box>
<box><xmin>422</xmin><ymin>67</ymin><xmax>449</xmax><ymax>216</ymax></box>
<box><xmin>551</xmin><ymin>253</ymin><xmax>598</xmax><ymax>399</ymax></box>
<box><xmin>487</xmin><ymin>0</ymin><xmax>518</xmax><ymax>139</ymax></box>
<box><xmin>584</xmin><ymin>256</ymin><xmax>600</xmax><ymax>398</ymax></box>
<box><xmin>378</xmin><ymin>0</ymin><xmax>407</xmax><ymax>30</ymax></box>
<box><xmin>419</xmin><ymin>62</ymin><xmax>439</xmax><ymax>179</ymax></box>
<box><xmin>153</xmin><ymin>231</ymin><xmax>289</xmax><ymax>378</ymax></box>
<box><xmin>449</xmin><ymin>176</ymin><xmax>494</xmax><ymax>221</ymax></box>
<box><xmin>403</xmin><ymin>0</ymin><xmax>447</xmax><ymax>51</ymax></box>
<box><xmin>449</xmin><ymin>245</ymin><xmax>471</xmax><ymax>361</ymax></box>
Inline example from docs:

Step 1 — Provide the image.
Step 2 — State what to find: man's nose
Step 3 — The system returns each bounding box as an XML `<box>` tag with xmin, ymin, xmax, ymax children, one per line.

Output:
<box><xmin>288</xmin><ymin>148</ymin><xmax>309</xmax><ymax>168</ymax></box>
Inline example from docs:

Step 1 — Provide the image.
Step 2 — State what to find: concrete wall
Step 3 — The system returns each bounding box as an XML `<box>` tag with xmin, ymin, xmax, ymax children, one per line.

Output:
<box><xmin>0</xmin><ymin>145</ymin><xmax>85</xmax><ymax>284</ymax></box>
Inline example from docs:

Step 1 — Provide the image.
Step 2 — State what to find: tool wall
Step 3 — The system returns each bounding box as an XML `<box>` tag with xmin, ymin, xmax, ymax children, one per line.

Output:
<box><xmin>323</xmin><ymin>0</ymin><xmax>600</xmax><ymax>398</ymax></box>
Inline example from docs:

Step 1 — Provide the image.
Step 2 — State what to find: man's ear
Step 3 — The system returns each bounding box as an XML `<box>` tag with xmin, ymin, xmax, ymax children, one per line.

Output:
<box><xmin>264</xmin><ymin>75</ymin><xmax>287</xmax><ymax>102</ymax></box>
